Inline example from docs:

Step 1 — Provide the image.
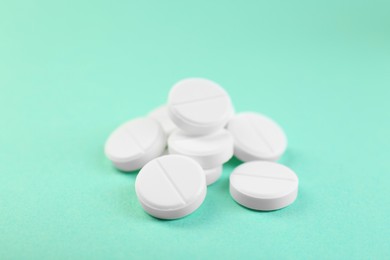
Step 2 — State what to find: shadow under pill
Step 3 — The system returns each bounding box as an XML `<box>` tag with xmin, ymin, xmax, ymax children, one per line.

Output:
<box><xmin>278</xmin><ymin>149</ymin><xmax>294</xmax><ymax>165</ymax></box>
<box><xmin>145</xmin><ymin>208</ymin><xmax>214</xmax><ymax>228</ymax></box>
<box><xmin>113</xmin><ymin>167</ymin><xmax>140</xmax><ymax>180</ymax></box>
<box><xmin>113</xmin><ymin>184</ymin><xmax>146</xmax><ymax>221</ymax></box>
<box><xmin>139</xmin><ymin>188</ymin><xmax>225</xmax><ymax>228</ymax></box>
<box><xmin>234</xmin><ymin>186</ymin><xmax>307</xmax><ymax>216</ymax></box>
<box><xmin>224</xmin><ymin>156</ymin><xmax>243</xmax><ymax>170</ymax></box>
<box><xmin>114</xmin><ymin>182</ymin><xmax>218</xmax><ymax>227</ymax></box>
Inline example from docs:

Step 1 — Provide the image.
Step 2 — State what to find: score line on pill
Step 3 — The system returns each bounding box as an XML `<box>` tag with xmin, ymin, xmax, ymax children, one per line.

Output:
<box><xmin>168</xmin><ymin>78</ymin><xmax>234</xmax><ymax>135</ymax></box>
<box><xmin>227</xmin><ymin>112</ymin><xmax>287</xmax><ymax>162</ymax></box>
<box><xmin>230</xmin><ymin>161</ymin><xmax>298</xmax><ymax>211</ymax></box>
<box><xmin>135</xmin><ymin>155</ymin><xmax>207</xmax><ymax>219</ymax></box>
<box><xmin>105</xmin><ymin>118</ymin><xmax>166</xmax><ymax>171</ymax></box>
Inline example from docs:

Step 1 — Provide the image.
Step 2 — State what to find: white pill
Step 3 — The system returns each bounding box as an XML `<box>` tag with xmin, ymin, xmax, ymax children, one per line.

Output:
<box><xmin>168</xmin><ymin>129</ymin><xmax>234</xmax><ymax>169</ymax></box>
<box><xmin>227</xmin><ymin>112</ymin><xmax>287</xmax><ymax>162</ymax></box>
<box><xmin>135</xmin><ymin>155</ymin><xmax>207</xmax><ymax>219</ymax></box>
<box><xmin>168</xmin><ymin>78</ymin><xmax>234</xmax><ymax>135</ymax></box>
<box><xmin>148</xmin><ymin>105</ymin><xmax>177</xmax><ymax>136</ymax></box>
<box><xmin>230</xmin><ymin>161</ymin><xmax>298</xmax><ymax>211</ymax></box>
<box><xmin>204</xmin><ymin>166</ymin><xmax>223</xmax><ymax>186</ymax></box>
<box><xmin>105</xmin><ymin>118</ymin><xmax>166</xmax><ymax>171</ymax></box>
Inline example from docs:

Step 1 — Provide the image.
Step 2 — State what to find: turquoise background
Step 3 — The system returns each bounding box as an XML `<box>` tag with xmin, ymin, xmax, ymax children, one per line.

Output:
<box><xmin>1</xmin><ymin>0</ymin><xmax>389</xmax><ymax>259</ymax></box>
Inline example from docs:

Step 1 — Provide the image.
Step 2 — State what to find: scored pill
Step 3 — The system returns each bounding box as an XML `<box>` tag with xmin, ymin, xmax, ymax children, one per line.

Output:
<box><xmin>227</xmin><ymin>112</ymin><xmax>287</xmax><ymax>162</ymax></box>
<box><xmin>168</xmin><ymin>78</ymin><xmax>234</xmax><ymax>135</ymax></box>
<box><xmin>230</xmin><ymin>161</ymin><xmax>298</xmax><ymax>211</ymax></box>
<box><xmin>135</xmin><ymin>155</ymin><xmax>207</xmax><ymax>219</ymax></box>
<box><xmin>105</xmin><ymin>118</ymin><xmax>166</xmax><ymax>171</ymax></box>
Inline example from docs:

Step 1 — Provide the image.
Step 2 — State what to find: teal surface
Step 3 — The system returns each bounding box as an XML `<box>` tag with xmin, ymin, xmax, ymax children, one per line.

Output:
<box><xmin>1</xmin><ymin>1</ymin><xmax>389</xmax><ymax>259</ymax></box>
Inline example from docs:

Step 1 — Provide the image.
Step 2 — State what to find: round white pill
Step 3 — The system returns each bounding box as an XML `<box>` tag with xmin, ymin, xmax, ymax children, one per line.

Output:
<box><xmin>168</xmin><ymin>78</ymin><xmax>234</xmax><ymax>135</ymax></box>
<box><xmin>227</xmin><ymin>112</ymin><xmax>287</xmax><ymax>162</ymax></box>
<box><xmin>135</xmin><ymin>155</ymin><xmax>207</xmax><ymax>219</ymax></box>
<box><xmin>230</xmin><ymin>161</ymin><xmax>298</xmax><ymax>211</ymax></box>
<box><xmin>105</xmin><ymin>118</ymin><xmax>166</xmax><ymax>171</ymax></box>
<box><xmin>204</xmin><ymin>166</ymin><xmax>223</xmax><ymax>186</ymax></box>
<box><xmin>148</xmin><ymin>105</ymin><xmax>177</xmax><ymax>136</ymax></box>
<box><xmin>168</xmin><ymin>129</ymin><xmax>234</xmax><ymax>169</ymax></box>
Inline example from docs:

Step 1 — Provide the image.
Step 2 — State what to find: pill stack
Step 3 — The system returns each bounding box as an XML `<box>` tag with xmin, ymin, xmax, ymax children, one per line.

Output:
<box><xmin>105</xmin><ymin>78</ymin><xmax>299</xmax><ymax>219</ymax></box>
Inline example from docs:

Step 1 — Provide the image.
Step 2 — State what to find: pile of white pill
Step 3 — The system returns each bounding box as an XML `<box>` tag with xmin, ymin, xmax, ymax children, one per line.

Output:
<box><xmin>105</xmin><ymin>78</ymin><xmax>299</xmax><ymax>219</ymax></box>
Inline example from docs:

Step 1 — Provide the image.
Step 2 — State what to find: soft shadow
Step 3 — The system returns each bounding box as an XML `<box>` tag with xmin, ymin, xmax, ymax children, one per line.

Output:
<box><xmin>224</xmin><ymin>156</ymin><xmax>243</xmax><ymax>170</ymax></box>
<box><xmin>278</xmin><ymin>148</ymin><xmax>297</xmax><ymax>167</ymax></box>
<box><xmin>114</xmin><ymin>150</ymin><xmax>305</xmax><ymax>224</ymax></box>
<box><xmin>232</xmin><ymin>200</ymin><xmax>288</xmax><ymax>213</ymax></box>
<box><xmin>113</xmin><ymin>167</ymin><xmax>140</xmax><ymax>180</ymax></box>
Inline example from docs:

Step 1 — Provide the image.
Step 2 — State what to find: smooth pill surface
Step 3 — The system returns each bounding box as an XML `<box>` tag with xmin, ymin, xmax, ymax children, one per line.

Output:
<box><xmin>148</xmin><ymin>105</ymin><xmax>177</xmax><ymax>136</ymax></box>
<box><xmin>135</xmin><ymin>155</ymin><xmax>207</xmax><ymax>219</ymax></box>
<box><xmin>204</xmin><ymin>166</ymin><xmax>223</xmax><ymax>186</ymax></box>
<box><xmin>168</xmin><ymin>129</ymin><xmax>234</xmax><ymax>169</ymax></box>
<box><xmin>168</xmin><ymin>78</ymin><xmax>234</xmax><ymax>135</ymax></box>
<box><xmin>227</xmin><ymin>112</ymin><xmax>287</xmax><ymax>162</ymax></box>
<box><xmin>230</xmin><ymin>161</ymin><xmax>298</xmax><ymax>211</ymax></box>
<box><xmin>105</xmin><ymin>118</ymin><xmax>166</xmax><ymax>171</ymax></box>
